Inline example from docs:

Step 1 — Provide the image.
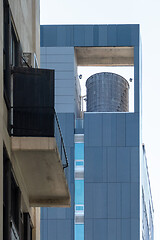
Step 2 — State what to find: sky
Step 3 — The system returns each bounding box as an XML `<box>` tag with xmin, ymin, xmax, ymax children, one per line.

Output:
<box><xmin>40</xmin><ymin>0</ymin><xmax>160</xmax><ymax>238</ymax></box>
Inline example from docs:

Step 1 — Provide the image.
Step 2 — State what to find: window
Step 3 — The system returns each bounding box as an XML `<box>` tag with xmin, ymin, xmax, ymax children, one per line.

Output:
<box><xmin>75</xmin><ymin>204</ymin><xmax>84</xmax><ymax>213</ymax></box>
<box><xmin>11</xmin><ymin>27</ymin><xmax>17</xmax><ymax>67</ymax></box>
<box><xmin>23</xmin><ymin>213</ymin><xmax>33</xmax><ymax>240</ymax></box>
<box><xmin>11</xmin><ymin>174</ymin><xmax>20</xmax><ymax>231</ymax></box>
<box><xmin>3</xmin><ymin>147</ymin><xmax>21</xmax><ymax>239</ymax></box>
<box><xmin>75</xmin><ymin>180</ymin><xmax>84</xmax><ymax>205</ymax></box>
<box><xmin>75</xmin><ymin>160</ymin><xmax>84</xmax><ymax>166</ymax></box>
<box><xmin>3</xmin><ymin>0</ymin><xmax>20</xmax><ymax>133</ymax></box>
<box><xmin>75</xmin><ymin>143</ymin><xmax>84</xmax><ymax>160</ymax></box>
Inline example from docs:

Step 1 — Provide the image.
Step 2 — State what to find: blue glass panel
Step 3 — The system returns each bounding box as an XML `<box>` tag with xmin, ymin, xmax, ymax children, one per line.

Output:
<box><xmin>75</xmin><ymin>160</ymin><xmax>84</xmax><ymax>166</ymax></box>
<box><xmin>76</xmin><ymin>205</ymin><xmax>84</xmax><ymax>211</ymax></box>
<box><xmin>75</xmin><ymin>180</ymin><xmax>84</xmax><ymax>204</ymax></box>
<box><xmin>75</xmin><ymin>224</ymin><xmax>84</xmax><ymax>240</ymax></box>
<box><xmin>75</xmin><ymin>143</ymin><xmax>84</xmax><ymax>160</ymax></box>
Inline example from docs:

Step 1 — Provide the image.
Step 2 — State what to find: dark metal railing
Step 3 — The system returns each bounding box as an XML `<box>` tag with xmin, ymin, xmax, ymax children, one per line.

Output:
<box><xmin>54</xmin><ymin>110</ymin><xmax>68</xmax><ymax>169</ymax></box>
<box><xmin>10</xmin><ymin>107</ymin><xmax>68</xmax><ymax>169</ymax></box>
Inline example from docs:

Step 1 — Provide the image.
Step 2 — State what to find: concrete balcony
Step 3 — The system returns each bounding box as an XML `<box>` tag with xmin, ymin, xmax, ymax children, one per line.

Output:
<box><xmin>10</xmin><ymin>67</ymin><xmax>70</xmax><ymax>207</ymax></box>
<box><xmin>11</xmin><ymin>136</ymin><xmax>70</xmax><ymax>207</ymax></box>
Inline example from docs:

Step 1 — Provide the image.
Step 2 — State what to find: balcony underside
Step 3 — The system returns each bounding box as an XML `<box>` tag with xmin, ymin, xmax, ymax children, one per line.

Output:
<box><xmin>11</xmin><ymin>137</ymin><xmax>70</xmax><ymax>207</ymax></box>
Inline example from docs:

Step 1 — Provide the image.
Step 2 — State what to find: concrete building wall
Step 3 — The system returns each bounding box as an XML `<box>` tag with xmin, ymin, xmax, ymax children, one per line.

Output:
<box><xmin>8</xmin><ymin>0</ymin><xmax>40</xmax><ymax>61</ymax></box>
<box><xmin>0</xmin><ymin>0</ymin><xmax>40</xmax><ymax>239</ymax></box>
<box><xmin>0</xmin><ymin>1</ymin><xmax>3</xmax><ymax>239</ymax></box>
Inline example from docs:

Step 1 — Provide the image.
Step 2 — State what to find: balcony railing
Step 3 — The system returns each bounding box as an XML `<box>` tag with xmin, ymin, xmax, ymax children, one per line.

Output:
<box><xmin>10</xmin><ymin>107</ymin><xmax>68</xmax><ymax>169</ymax></box>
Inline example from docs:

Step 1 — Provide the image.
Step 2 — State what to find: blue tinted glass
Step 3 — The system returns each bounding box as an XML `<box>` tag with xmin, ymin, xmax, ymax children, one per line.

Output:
<box><xmin>75</xmin><ymin>143</ymin><xmax>84</xmax><ymax>160</ymax></box>
<box><xmin>75</xmin><ymin>180</ymin><xmax>84</xmax><ymax>204</ymax></box>
<box><xmin>76</xmin><ymin>119</ymin><xmax>83</xmax><ymax>129</ymax></box>
<box><xmin>76</xmin><ymin>160</ymin><xmax>84</xmax><ymax>166</ymax></box>
<box><xmin>75</xmin><ymin>224</ymin><xmax>84</xmax><ymax>240</ymax></box>
<box><xmin>76</xmin><ymin>205</ymin><xmax>84</xmax><ymax>211</ymax></box>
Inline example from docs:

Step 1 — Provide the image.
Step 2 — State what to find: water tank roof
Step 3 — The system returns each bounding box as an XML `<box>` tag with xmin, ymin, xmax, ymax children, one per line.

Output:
<box><xmin>86</xmin><ymin>72</ymin><xmax>129</xmax><ymax>112</ymax></box>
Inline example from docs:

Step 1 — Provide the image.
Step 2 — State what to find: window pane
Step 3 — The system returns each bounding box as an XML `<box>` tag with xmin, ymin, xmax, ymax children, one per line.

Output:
<box><xmin>75</xmin><ymin>160</ymin><xmax>84</xmax><ymax>166</ymax></box>
<box><xmin>75</xmin><ymin>180</ymin><xmax>84</xmax><ymax>204</ymax></box>
<box><xmin>75</xmin><ymin>224</ymin><xmax>84</xmax><ymax>240</ymax></box>
<box><xmin>75</xmin><ymin>143</ymin><xmax>84</xmax><ymax>160</ymax></box>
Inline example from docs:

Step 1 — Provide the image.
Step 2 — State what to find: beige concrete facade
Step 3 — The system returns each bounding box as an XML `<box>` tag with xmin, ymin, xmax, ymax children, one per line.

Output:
<box><xmin>8</xmin><ymin>0</ymin><xmax>40</xmax><ymax>62</ymax></box>
<box><xmin>0</xmin><ymin>0</ymin><xmax>4</xmax><ymax>239</ymax></box>
<box><xmin>0</xmin><ymin>0</ymin><xmax>40</xmax><ymax>239</ymax></box>
<box><xmin>11</xmin><ymin>137</ymin><xmax>70</xmax><ymax>207</ymax></box>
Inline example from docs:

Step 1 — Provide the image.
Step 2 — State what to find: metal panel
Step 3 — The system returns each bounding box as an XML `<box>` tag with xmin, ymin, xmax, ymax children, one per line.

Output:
<box><xmin>75</xmin><ymin>215</ymin><xmax>84</xmax><ymax>224</ymax></box>
<box><xmin>47</xmin><ymin>208</ymin><xmax>66</xmax><ymax>220</ymax></box>
<box><xmin>102</xmin><ymin>114</ymin><xmax>112</xmax><ymax>146</ymax></box>
<box><xmin>131</xmin><ymin>147</ymin><xmax>139</xmax><ymax>182</ymax></box>
<box><xmin>131</xmin><ymin>25</ymin><xmax>139</xmax><ymax>46</ymax></box>
<box><xmin>117</xmin><ymin>147</ymin><xmax>131</xmax><ymax>182</ymax></box>
<box><xmin>56</xmin><ymin>80</ymin><xmax>74</xmax><ymax>88</ymax></box>
<box><xmin>40</xmin><ymin>47</ymin><xmax>46</xmax><ymax>54</ymax></box>
<box><xmin>86</xmin><ymin>114</ymin><xmax>103</xmax><ymax>147</ymax></box>
<box><xmin>116</xmin><ymin>219</ymin><xmax>122</xmax><ymax>240</ymax></box>
<box><xmin>84</xmin><ymin>25</ymin><xmax>94</xmax><ymax>46</ymax></box>
<box><xmin>55</xmin><ymin>104</ymin><xmax>74</xmax><ymax>114</ymax></box>
<box><xmin>98</xmin><ymin>25</ymin><xmax>108</xmax><ymax>46</ymax></box>
<box><xmin>107</xmin><ymin>25</ymin><xmax>117</xmax><ymax>46</ymax></box>
<box><xmin>85</xmin><ymin>147</ymin><xmax>103</xmax><ymax>182</ymax></box>
<box><xmin>126</xmin><ymin>113</ymin><xmax>139</xmax><ymax>146</ymax></box>
<box><xmin>93</xmin><ymin>25</ymin><xmax>99</xmax><ymax>46</ymax></box>
<box><xmin>48</xmin><ymin>220</ymin><xmax>56</xmax><ymax>240</ymax></box>
<box><xmin>131</xmin><ymin>183</ymin><xmax>139</xmax><ymax>218</ymax></box>
<box><xmin>93</xmin><ymin>183</ymin><xmax>108</xmax><ymax>218</ymax></box>
<box><xmin>131</xmin><ymin>219</ymin><xmax>139</xmax><ymax>240</ymax></box>
<box><xmin>47</xmin><ymin>63</ymin><xmax>74</xmax><ymax>72</ymax></box>
<box><xmin>57</xmin><ymin>113</ymin><xmax>75</xmax><ymax>147</ymax></box>
<box><xmin>40</xmin><ymin>54</ymin><xmax>47</xmax><ymax>63</ymax></box>
<box><xmin>108</xmin><ymin>147</ymin><xmax>117</xmax><ymax>182</ymax></box>
<box><xmin>47</xmin><ymin>54</ymin><xmax>74</xmax><ymax>63</ymax></box>
<box><xmin>134</xmin><ymin>46</ymin><xmax>140</xmax><ymax>113</ymax></box>
<box><xmin>84</xmin><ymin>183</ymin><xmax>94</xmax><ymax>219</ymax></box>
<box><xmin>108</xmin><ymin>219</ymin><xmax>116</xmax><ymax>240</ymax></box>
<box><xmin>122</xmin><ymin>219</ymin><xmax>131</xmax><ymax>240</ymax></box>
<box><xmin>117</xmin><ymin>113</ymin><xmax>125</xmax><ymax>146</ymax></box>
<box><xmin>93</xmin><ymin>219</ymin><xmax>107</xmax><ymax>240</ymax></box>
<box><xmin>116</xmin><ymin>184</ymin><xmax>122</xmax><ymax>218</ymax></box>
<box><xmin>56</xmin><ymin>87</ymin><xmax>74</xmax><ymax>96</ymax></box>
<box><xmin>122</xmin><ymin>183</ymin><xmax>131</xmax><ymax>218</ymax></box>
<box><xmin>12</xmin><ymin>67</ymin><xmax>54</xmax><ymax>137</ymax></box>
<box><xmin>117</xmin><ymin>25</ymin><xmax>131</xmax><ymax>46</ymax></box>
<box><xmin>41</xmin><ymin>25</ymin><xmax>57</xmax><ymax>47</ymax></box>
<box><xmin>41</xmin><ymin>208</ymin><xmax>48</xmax><ymax>219</ymax></box>
<box><xmin>85</xmin><ymin>219</ymin><xmax>93</xmax><ymax>240</ymax></box>
<box><xmin>74</xmin><ymin>25</ymin><xmax>85</xmax><ymax>46</ymax></box>
<box><xmin>65</xmin><ymin>26</ymin><xmax>74</xmax><ymax>46</ymax></box>
<box><xmin>40</xmin><ymin>220</ymin><xmax>48</xmax><ymax>240</ymax></box>
<box><xmin>55</xmin><ymin>96</ymin><xmax>74</xmax><ymax>104</ymax></box>
<box><xmin>57</xmin><ymin>220</ymin><xmax>72</xmax><ymax>240</ymax></box>
<box><xmin>108</xmin><ymin>183</ymin><xmax>117</xmax><ymax>218</ymax></box>
<box><xmin>46</xmin><ymin>47</ymin><xmax>74</xmax><ymax>55</ymax></box>
<box><xmin>57</xmin><ymin>26</ymin><xmax>67</xmax><ymax>46</ymax></box>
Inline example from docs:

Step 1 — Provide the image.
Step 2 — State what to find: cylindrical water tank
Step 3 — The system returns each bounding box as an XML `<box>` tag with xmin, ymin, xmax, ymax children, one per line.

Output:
<box><xmin>86</xmin><ymin>72</ymin><xmax>129</xmax><ymax>112</ymax></box>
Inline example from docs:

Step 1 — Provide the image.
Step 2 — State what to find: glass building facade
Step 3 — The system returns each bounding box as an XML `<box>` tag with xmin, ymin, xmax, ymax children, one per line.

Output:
<box><xmin>75</xmin><ymin>137</ymin><xmax>84</xmax><ymax>240</ymax></box>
